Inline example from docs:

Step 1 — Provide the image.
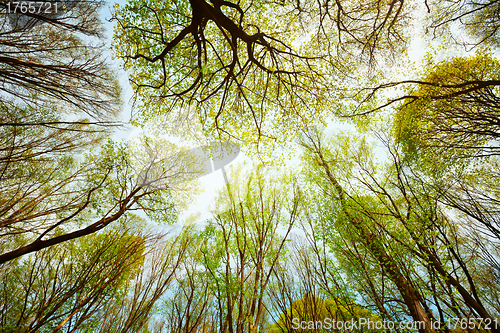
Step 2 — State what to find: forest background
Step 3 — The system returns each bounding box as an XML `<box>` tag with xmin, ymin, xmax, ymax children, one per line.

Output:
<box><xmin>1</xmin><ymin>0</ymin><xmax>500</xmax><ymax>332</ymax></box>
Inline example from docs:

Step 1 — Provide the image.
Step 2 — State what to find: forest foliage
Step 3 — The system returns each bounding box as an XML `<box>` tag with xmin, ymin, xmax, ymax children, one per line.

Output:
<box><xmin>1</xmin><ymin>0</ymin><xmax>500</xmax><ymax>332</ymax></box>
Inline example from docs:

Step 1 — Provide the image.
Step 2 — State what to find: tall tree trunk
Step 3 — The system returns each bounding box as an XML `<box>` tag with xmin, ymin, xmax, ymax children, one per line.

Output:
<box><xmin>316</xmin><ymin>153</ymin><xmax>435</xmax><ymax>332</ymax></box>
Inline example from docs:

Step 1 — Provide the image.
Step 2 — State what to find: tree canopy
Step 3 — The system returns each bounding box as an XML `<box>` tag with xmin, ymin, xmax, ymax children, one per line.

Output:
<box><xmin>1</xmin><ymin>0</ymin><xmax>500</xmax><ymax>332</ymax></box>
